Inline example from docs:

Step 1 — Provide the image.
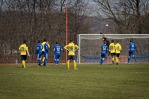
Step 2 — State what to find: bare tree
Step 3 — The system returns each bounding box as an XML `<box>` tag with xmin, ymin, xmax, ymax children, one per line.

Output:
<box><xmin>0</xmin><ymin>0</ymin><xmax>93</xmax><ymax>63</ymax></box>
<box><xmin>93</xmin><ymin>0</ymin><xmax>149</xmax><ymax>34</ymax></box>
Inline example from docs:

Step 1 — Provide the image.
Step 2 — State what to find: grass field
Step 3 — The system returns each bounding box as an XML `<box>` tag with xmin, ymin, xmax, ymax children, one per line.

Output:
<box><xmin>0</xmin><ymin>63</ymin><xmax>149</xmax><ymax>99</ymax></box>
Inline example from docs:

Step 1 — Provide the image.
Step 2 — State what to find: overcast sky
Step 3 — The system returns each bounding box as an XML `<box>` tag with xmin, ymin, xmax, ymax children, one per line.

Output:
<box><xmin>83</xmin><ymin>0</ymin><xmax>99</xmax><ymax>16</ymax></box>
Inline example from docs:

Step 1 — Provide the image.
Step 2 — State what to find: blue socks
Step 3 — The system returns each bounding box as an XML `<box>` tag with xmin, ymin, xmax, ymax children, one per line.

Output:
<box><xmin>100</xmin><ymin>59</ymin><xmax>104</xmax><ymax>64</ymax></box>
<box><xmin>38</xmin><ymin>59</ymin><xmax>42</xmax><ymax>65</ymax></box>
<box><xmin>133</xmin><ymin>57</ymin><xmax>137</xmax><ymax>62</ymax></box>
<box><xmin>54</xmin><ymin>59</ymin><xmax>59</xmax><ymax>65</ymax></box>
<box><xmin>44</xmin><ymin>59</ymin><xmax>47</xmax><ymax>66</ymax></box>
<box><xmin>128</xmin><ymin>56</ymin><xmax>137</xmax><ymax>63</ymax></box>
<box><xmin>128</xmin><ymin>57</ymin><xmax>130</xmax><ymax>63</ymax></box>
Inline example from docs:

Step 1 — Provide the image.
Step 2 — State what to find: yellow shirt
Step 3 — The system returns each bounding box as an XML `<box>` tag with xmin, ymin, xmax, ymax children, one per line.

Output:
<box><xmin>115</xmin><ymin>43</ymin><xmax>122</xmax><ymax>54</ymax></box>
<box><xmin>109</xmin><ymin>43</ymin><xmax>115</xmax><ymax>53</ymax></box>
<box><xmin>64</xmin><ymin>42</ymin><xmax>79</xmax><ymax>56</ymax></box>
<box><xmin>19</xmin><ymin>44</ymin><xmax>28</xmax><ymax>55</ymax></box>
<box><xmin>42</xmin><ymin>42</ymin><xmax>50</xmax><ymax>52</ymax></box>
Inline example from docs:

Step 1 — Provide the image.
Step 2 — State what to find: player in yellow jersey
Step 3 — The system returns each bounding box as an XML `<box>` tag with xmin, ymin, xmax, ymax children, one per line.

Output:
<box><xmin>115</xmin><ymin>40</ymin><xmax>122</xmax><ymax>65</ymax></box>
<box><xmin>109</xmin><ymin>40</ymin><xmax>116</xmax><ymax>64</ymax></box>
<box><xmin>19</xmin><ymin>40</ymin><xmax>30</xmax><ymax>68</ymax></box>
<box><xmin>64</xmin><ymin>39</ymin><xmax>79</xmax><ymax>70</ymax></box>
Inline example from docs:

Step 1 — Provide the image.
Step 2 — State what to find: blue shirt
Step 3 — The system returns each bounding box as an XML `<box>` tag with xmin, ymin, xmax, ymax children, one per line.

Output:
<box><xmin>36</xmin><ymin>43</ymin><xmax>42</xmax><ymax>54</ymax></box>
<box><xmin>129</xmin><ymin>42</ymin><xmax>136</xmax><ymax>51</ymax></box>
<box><xmin>54</xmin><ymin>44</ymin><xmax>62</xmax><ymax>55</ymax></box>
<box><xmin>101</xmin><ymin>44</ymin><xmax>108</xmax><ymax>54</ymax></box>
<box><xmin>44</xmin><ymin>43</ymin><xmax>49</xmax><ymax>53</ymax></box>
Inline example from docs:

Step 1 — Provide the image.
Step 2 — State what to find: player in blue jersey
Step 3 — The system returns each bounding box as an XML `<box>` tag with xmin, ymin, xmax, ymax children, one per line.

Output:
<box><xmin>100</xmin><ymin>41</ymin><xmax>108</xmax><ymax>65</ymax></box>
<box><xmin>42</xmin><ymin>38</ymin><xmax>50</xmax><ymax>66</ymax></box>
<box><xmin>128</xmin><ymin>39</ymin><xmax>137</xmax><ymax>63</ymax></box>
<box><xmin>36</xmin><ymin>40</ymin><xmax>42</xmax><ymax>67</ymax></box>
<box><xmin>53</xmin><ymin>42</ymin><xmax>63</xmax><ymax>65</ymax></box>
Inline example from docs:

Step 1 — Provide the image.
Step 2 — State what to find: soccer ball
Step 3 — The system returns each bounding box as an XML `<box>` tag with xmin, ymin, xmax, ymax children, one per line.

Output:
<box><xmin>105</xmin><ymin>24</ymin><xmax>108</xmax><ymax>27</ymax></box>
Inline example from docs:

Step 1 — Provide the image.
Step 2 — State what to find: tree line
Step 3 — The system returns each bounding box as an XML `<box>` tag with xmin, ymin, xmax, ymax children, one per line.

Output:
<box><xmin>0</xmin><ymin>0</ymin><xmax>148</xmax><ymax>63</ymax></box>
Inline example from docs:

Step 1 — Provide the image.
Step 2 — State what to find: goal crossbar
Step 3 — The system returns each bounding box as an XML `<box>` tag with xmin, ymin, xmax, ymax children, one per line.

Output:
<box><xmin>77</xmin><ymin>34</ymin><xmax>149</xmax><ymax>64</ymax></box>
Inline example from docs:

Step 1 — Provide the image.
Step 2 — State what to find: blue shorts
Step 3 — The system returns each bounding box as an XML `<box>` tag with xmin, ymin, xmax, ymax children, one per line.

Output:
<box><xmin>36</xmin><ymin>53</ymin><xmax>42</xmax><ymax>59</ymax></box>
<box><xmin>101</xmin><ymin>53</ymin><xmax>106</xmax><ymax>58</ymax></box>
<box><xmin>54</xmin><ymin>54</ymin><xmax>60</xmax><ymax>59</ymax></box>
<box><xmin>21</xmin><ymin>55</ymin><xmax>27</xmax><ymax>60</ymax></box>
<box><xmin>42</xmin><ymin>52</ymin><xmax>48</xmax><ymax>59</ymax></box>
<box><xmin>68</xmin><ymin>55</ymin><xmax>75</xmax><ymax>60</ymax></box>
<box><xmin>129</xmin><ymin>51</ymin><xmax>135</xmax><ymax>56</ymax></box>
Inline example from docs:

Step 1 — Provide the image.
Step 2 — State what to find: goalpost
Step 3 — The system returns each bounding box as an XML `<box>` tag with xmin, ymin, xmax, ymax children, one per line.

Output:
<box><xmin>77</xmin><ymin>34</ymin><xmax>149</xmax><ymax>64</ymax></box>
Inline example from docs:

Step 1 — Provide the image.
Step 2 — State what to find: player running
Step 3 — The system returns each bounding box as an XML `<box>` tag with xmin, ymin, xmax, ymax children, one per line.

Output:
<box><xmin>100</xmin><ymin>41</ymin><xmax>108</xmax><ymax>65</ymax></box>
<box><xmin>41</xmin><ymin>38</ymin><xmax>50</xmax><ymax>66</ymax></box>
<box><xmin>64</xmin><ymin>39</ymin><xmax>79</xmax><ymax>70</ymax></box>
<box><xmin>53</xmin><ymin>42</ymin><xmax>63</xmax><ymax>65</ymax></box>
<box><xmin>128</xmin><ymin>39</ymin><xmax>137</xmax><ymax>63</ymax></box>
<box><xmin>36</xmin><ymin>40</ymin><xmax>42</xmax><ymax>67</ymax></box>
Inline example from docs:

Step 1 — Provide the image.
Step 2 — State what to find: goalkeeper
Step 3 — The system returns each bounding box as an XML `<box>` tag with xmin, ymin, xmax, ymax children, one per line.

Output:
<box><xmin>102</xmin><ymin>36</ymin><xmax>110</xmax><ymax>48</ymax></box>
<box><xmin>64</xmin><ymin>39</ymin><xmax>79</xmax><ymax>70</ymax></box>
<box><xmin>100</xmin><ymin>32</ymin><xmax>110</xmax><ymax>48</ymax></box>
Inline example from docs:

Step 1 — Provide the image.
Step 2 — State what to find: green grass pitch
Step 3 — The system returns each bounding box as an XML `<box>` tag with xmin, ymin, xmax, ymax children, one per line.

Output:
<box><xmin>0</xmin><ymin>63</ymin><xmax>149</xmax><ymax>99</ymax></box>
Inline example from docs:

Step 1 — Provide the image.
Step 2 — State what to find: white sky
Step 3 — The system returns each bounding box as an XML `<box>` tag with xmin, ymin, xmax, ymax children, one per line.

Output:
<box><xmin>83</xmin><ymin>0</ymin><xmax>99</xmax><ymax>16</ymax></box>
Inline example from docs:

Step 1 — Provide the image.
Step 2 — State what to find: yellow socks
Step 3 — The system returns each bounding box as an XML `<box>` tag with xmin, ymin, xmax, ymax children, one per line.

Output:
<box><xmin>112</xmin><ymin>57</ymin><xmax>115</xmax><ymax>64</ymax></box>
<box><xmin>115</xmin><ymin>57</ymin><xmax>119</xmax><ymax>65</ymax></box>
<box><xmin>115</xmin><ymin>57</ymin><xmax>119</xmax><ymax>64</ymax></box>
<box><xmin>42</xmin><ymin>57</ymin><xmax>45</xmax><ymax>62</ymax></box>
<box><xmin>112</xmin><ymin>57</ymin><xmax>114</xmax><ymax>61</ymax></box>
<box><xmin>67</xmin><ymin>61</ymin><xmax>70</xmax><ymax>70</ymax></box>
<box><xmin>22</xmin><ymin>60</ymin><xmax>26</xmax><ymax>68</ymax></box>
<box><xmin>74</xmin><ymin>61</ymin><xmax>77</xmax><ymax>69</ymax></box>
<box><xmin>67</xmin><ymin>61</ymin><xmax>77</xmax><ymax>70</ymax></box>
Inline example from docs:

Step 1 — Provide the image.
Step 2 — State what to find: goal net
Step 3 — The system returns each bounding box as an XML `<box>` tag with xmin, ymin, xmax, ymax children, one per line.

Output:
<box><xmin>77</xmin><ymin>34</ymin><xmax>149</xmax><ymax>64</ymax></box>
